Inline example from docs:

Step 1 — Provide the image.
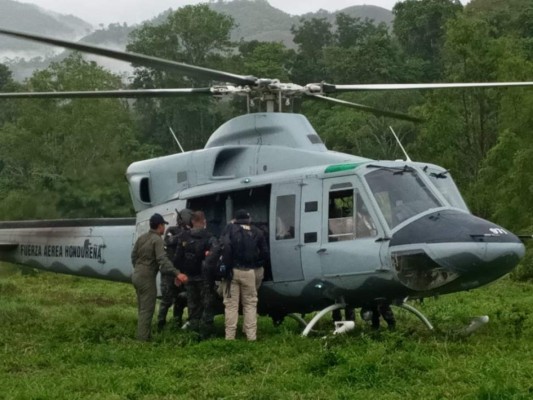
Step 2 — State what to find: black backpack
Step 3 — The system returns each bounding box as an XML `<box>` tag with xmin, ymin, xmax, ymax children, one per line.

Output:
<box><xmin>232</xmin><ymin>224</ymin><xmax>259</xmax><ymax>266</ymax></box>
<box><xmin>178</xmin><ymin>230</ymin><xmax>208</xmax><ymax>277</ymax></box>
<box><xmin>203</xmin><ymin>240</ymin><xmax>229</xmax><ymax>281</ymax></box>
<box><xmin>164</xmin><ymin>226</ymin><xmax>183</xmax><ymax>257</ymax></box>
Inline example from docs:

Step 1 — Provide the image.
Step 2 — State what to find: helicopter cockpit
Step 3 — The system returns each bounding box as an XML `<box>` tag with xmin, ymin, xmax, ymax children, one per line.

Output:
<box><xmin>418</xmin><ymin>163</ymin><xmax>469</xmax><ymax>211</ymax></box>
<box><xmin>363</xmin><ymin>164</ymin><xmax>444</xmax><ymax>230</ymax></box>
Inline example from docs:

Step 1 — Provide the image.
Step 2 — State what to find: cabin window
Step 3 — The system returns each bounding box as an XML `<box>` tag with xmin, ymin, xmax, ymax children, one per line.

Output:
<box><xmin>275</xmin><ymin>195</ymin><xmax>295</xmax><ymax>240</ymax></box>
<box><xmin>305</xmin><ymin>201</ymin><xmax>318</xmax><ymax>212</ymax></box>
<box><xmin>328</xmin><ymin>189</ymin><xmax>354</xmax><ymax>241</ymax></box>
<box><xmin>328</xmin><ymin>188</ymin><xmax>377</xmax><ymax>241</ymax></box>
<box><xmin>140</xmin><ymin>177</ymin><xmax>151</xmax><ymax>203</ymax></box>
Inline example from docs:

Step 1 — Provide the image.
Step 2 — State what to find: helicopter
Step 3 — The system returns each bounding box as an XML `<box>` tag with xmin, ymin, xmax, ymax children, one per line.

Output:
<box><xmin>0</xmin><ymin>27</ymin><xmax>530</xmax><ymax>335</ymax></box>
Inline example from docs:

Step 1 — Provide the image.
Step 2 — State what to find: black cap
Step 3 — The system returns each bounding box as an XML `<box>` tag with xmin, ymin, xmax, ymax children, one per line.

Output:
<box><xmin>150</xmin><ymin>213</ymin><xmax>168</xmax><ymax>226</ymax></box>
<box><xmin>235</xmin><ymin>209</ymin><xmax>250</xmax><ymax>220</ymax></box>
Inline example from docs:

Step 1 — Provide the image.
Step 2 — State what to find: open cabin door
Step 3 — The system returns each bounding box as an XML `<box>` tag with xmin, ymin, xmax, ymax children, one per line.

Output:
<box><xmin>269</xmin><ymin>181</ymin><xmax>303</xmax><ymax>282</ymax></box>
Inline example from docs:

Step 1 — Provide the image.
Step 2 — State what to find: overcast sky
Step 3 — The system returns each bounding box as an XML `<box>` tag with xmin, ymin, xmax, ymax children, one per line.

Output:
<box><xmin>20</xmin><ymin>0</ymin><xmax>469</xmax><ymax>26</ymax></box>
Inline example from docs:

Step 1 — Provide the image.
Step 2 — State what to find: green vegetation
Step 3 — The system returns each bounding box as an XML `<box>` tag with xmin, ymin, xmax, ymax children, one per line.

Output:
<box><xmin>1</xmin><ymin>263</ymin><xmax>533</xmax><ymax>399</ymax></box>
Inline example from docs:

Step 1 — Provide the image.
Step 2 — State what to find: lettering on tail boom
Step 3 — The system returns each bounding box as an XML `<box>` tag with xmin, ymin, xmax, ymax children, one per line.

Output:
<box><xmin>20</xmin><ymin>240</ymin><xmax>106</xmax><ymax>263</ymax></box>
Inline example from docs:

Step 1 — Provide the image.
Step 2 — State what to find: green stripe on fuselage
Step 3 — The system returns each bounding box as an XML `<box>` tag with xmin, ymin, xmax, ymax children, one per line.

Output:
<box><xmin>325</xmin><ymin>163</ymin><xmax>364</xmax><ymax>174</ymax></box>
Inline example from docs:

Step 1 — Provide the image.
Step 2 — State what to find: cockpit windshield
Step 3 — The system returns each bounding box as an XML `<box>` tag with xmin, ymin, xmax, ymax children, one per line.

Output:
<box><xmin>423</xmin><ymin>167</ymin><xmax>469</xmax><ymax>211</ymax></box>
<box><xmin>365</xmin><ymin>166</ymin><xmax>442</xmax><ymax>229</ymax></box>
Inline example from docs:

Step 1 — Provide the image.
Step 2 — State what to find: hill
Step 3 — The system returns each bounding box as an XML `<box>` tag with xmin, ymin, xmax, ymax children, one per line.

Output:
<box><xmin>0</xmin><ymin>0</ymin><xmax>92</xmax><ymax>58</ymax></box>
<box><xmin>1</xmin><ymin>0</ymin><xmax>393</xmax><ymax>79</ymax></box>
<box><xmin>79</xmin><ymin>1</ymin><xmax>394</xmax><ymax>51</ymax></box>
<box><xmin>211</xmin><ymin>0</ymin><xmax>393</xmax><ymax>47</ymax></box>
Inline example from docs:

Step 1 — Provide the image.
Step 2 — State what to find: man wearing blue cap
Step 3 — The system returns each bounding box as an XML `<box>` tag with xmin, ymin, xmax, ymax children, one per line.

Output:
<box><xmin>131</xmin><ymin>213</ymin><xmax>188</xmax><ymax>341</ymax></box>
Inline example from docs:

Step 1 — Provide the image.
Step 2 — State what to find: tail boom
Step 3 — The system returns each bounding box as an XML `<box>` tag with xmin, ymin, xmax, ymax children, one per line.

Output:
<box><xmin>0</xmin><ymin>219</ymin><xmax>136</xmax><ymax>283</ymax></box>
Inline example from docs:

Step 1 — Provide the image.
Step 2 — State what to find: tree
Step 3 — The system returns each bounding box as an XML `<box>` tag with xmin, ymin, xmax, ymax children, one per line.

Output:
<box><xmin>237</xmin><ymin>41</ymin><xmax>294</xmax><ymax>81</ymax></box>
<box><xmin>0</xmin><ymin>63</ymin><xmax>13</xmax><ymax>89</ymax></box>
<box><xmin>127</xmin><ymin>5</ymin><xmax>235</xmax><ymax>151</ymax></box>
<box><xmin>0</xmin><ymin>53</ymin><xmax>146</xmax><ymax>219</ymax></box>
<box><xmin>409</xmin><ymin>12</ymin><xmax>533</xmax><ymax>236</ymax></box>
<box><xmin>393</xmin><ymin>0</ymin><xmax>463</xmax><ymax>81</ymax></box>
<box><xmin>467</xmin><ymin>0</ymin><xmax>533</xmax><ymax>39</ymax></box>
<box><xmin>324</xmin><ymin>14</ymin><xmax>404</xmax><ymax>84</ymax></box>
<box><xmin>0</xmin><ymin>63</ymin><xmax>19</xmax><ymax>125</ymax></box>
<box><xmin>290</xmin><ymin>17</ymin><xmax>334</xmax><ymax>83</ymax></box>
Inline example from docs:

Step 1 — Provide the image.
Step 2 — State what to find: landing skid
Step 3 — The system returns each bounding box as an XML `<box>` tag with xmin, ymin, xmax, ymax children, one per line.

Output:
<box><xmin>301</xmin><ymin>303</ymin><xmax>346</xmax><ymax>337</ymax></box>
<box><xmin>300</xmin><ymin>301</ymin><xmax>435</xmax><ymax>337</ymax></box>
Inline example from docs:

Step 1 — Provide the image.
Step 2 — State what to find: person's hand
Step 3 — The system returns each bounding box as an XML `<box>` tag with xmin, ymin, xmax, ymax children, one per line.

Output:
<box><xmin>174</xmin><ymin>273</ymin><xmax>188</xmax><ymax>287</ymax></box>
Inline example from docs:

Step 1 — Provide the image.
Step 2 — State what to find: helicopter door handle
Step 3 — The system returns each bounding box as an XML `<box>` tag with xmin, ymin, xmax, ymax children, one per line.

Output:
<box><xmin>317</xmin><ymin>248</ymin><xmax>327</xmax><ymax>254</ymax></box>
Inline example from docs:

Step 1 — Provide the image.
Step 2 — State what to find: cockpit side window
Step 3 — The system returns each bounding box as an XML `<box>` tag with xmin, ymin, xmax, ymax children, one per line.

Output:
<box><xmin>327</xmin><ymin>188</ymin><xmax>377</xmax><ymax>241</ymax></box>
<box><xmin>355</xmin><ymin>193</ymin><xmax>377</xmax><ymax>238</ymax></box>
<box><xmin>365</xmin><ymin>168</ymin><xmax>441</xmax><ymax>229</ymax></box>
<box><xmin>424</xmin><ymin>168</ymin><xmax>469</xmax><ymax>211</ymax></box>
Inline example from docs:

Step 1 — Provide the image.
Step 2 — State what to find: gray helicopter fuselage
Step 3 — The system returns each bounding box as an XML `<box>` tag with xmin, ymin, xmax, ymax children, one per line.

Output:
<box><xmin>127</xmin><ymin>113</ymin><xmax>525</xmax><ymax>315</ymax></box>
<box><xmin>0</xmin><ymin>113</ymin><xmax>525</xmax><ymax>318</ymax></box>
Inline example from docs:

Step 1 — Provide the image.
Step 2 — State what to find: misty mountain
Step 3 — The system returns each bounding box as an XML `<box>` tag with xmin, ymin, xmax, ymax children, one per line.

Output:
<box><xmin>79</xmin><ymin>0</ymin><xmax>393</xmax><ymax>55</ymax></box>
<box><xmin>0</xmin><ymin>0</ymin><xmax>92</xmax><ymax>58</ymax></box>
<box><xmin>1</xmin><ymin>0</ymin><xmax>393</xmax><ymax>79</ymax></box>
<box><xmin>211</xmin><ymin>0</ymin><xmax>393</xmax><ymax>46</ymax></box>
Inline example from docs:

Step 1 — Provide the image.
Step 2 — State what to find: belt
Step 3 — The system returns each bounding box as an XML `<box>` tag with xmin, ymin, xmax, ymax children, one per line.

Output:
<box><xmin>233</xmin><ymin>267</ymin><xmax>251</xmax><ymax>271</ymax></box>
<box><xmin>234</xmin><ymin>265</ymin><xmax>263</xmax><ymax>271</ymax></box>
<box><xmin>234</xmin><ymin>266</ymin><xmax>254</xmax><ymax>271</ymax></box>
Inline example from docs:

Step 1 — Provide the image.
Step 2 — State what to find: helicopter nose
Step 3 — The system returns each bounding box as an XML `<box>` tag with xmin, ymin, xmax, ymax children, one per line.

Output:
<box><xmin>390</xmin><ymin>210</ymin><xmax>525</xmax><ymax>292</ymax></box>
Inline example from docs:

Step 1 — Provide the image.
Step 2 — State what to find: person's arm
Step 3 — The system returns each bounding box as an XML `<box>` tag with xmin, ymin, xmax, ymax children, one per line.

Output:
<box><xmin>221</xmin><ymin>231</ymin><xmax>233</xmax><ymax>267</ymax></box>
<box><xmin>258</xmin><ymin>231</ymin><xmax>270</xmax><ymax>262</ymax></box>
<box><xmin>131</xmin><ymin>237</ymin><xmax>139</xmax><ymax>267</ymax></box>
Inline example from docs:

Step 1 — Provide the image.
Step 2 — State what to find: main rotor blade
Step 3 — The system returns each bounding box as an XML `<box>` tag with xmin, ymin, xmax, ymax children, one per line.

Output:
<box><xmin>0</xmin><ymin>88</ymin><xmax>212</xmax><ymax>99</ymax></box>
<box><xmin>307</xmin><ymin>94</ymin><xmax>423</xmax><ymax>122</ymax></box>
<box><xmin>0</xmin><ymin>28</ymin><xmax>257</xmax><ymax>86</ymax></box>
<box><xmin>327</xmin><ymin>82</ymin><xmax>533</xmax><ymax>92</ymax></box>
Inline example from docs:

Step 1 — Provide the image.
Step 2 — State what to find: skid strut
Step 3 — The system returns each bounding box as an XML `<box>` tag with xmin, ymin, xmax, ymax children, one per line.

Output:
<box><xmin>396</xmin><ymin>302</ymin><xmax>434</xmax><ymax>331</ymax></box>
<box><xmin>302</xmin><ymin>303</ymin><xmax>346</xmax><ymax>337</ymax></box>
<box><xmin>287</xmin><ymin>313</ymin><xmax>307</xmax><ymax>328</ymax></box>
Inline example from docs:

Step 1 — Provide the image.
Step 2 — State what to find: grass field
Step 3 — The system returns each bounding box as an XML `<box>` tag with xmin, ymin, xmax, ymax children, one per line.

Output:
<box><xmin>1</xmin><ymin>263</ymin><xmax>533</xmax><ymax>400</ymax></box>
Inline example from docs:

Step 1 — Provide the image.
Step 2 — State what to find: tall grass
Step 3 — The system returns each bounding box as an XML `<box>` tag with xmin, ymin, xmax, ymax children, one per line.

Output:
<box><xmin>1</xmin><ymin>263</ymin><xmax>533</xmax><ymax>399</ymax></box>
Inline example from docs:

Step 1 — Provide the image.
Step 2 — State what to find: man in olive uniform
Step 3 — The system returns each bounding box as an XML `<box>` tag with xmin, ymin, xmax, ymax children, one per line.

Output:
<box><xmin>157</xmin><ymin>209</ymin><xmax>193</xmax><ymax>331</ymax></box>
<box><xmin>221</xmin><ymin>209</ymin><xmax>269</xmax><ymax>341</ymax></box>
<box><xmin>131</xmin><ymin>213</ymin><xmax>188</xmax><ymax>341</ymax></box>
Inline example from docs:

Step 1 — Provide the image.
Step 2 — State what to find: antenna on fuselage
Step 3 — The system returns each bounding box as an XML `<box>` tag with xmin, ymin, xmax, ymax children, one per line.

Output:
<box><xmin>389</xmin><ymin>126</ymin><xmax>412</xmax><ymax>162</ymax></box>
<box><xmin>168</xmin><ymin>126</ymin><xmax>185</xmax><ymax>153</ymax></box>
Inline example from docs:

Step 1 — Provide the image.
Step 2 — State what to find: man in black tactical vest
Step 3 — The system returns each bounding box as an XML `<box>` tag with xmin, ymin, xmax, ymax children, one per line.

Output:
<box><xmin>221</xmin><ymin>209</ymin><xmax>269</xmax><ymax>341</ymax></box>
<box><xmin>174</xmin><ymin>211</ymin><xmax>216</xmax><ymax>337</ymax></box>
<box><xmin>156</xmin><ymin>209</ymin><xmax>192</xmax><ymax>331</ymax></box>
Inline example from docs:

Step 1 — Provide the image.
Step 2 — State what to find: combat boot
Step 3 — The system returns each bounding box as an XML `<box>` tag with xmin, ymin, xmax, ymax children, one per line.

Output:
<box><xmin>157</xmin><ymin>319</ymin><xmax>166</xmax><ymax>332</ymax></box>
